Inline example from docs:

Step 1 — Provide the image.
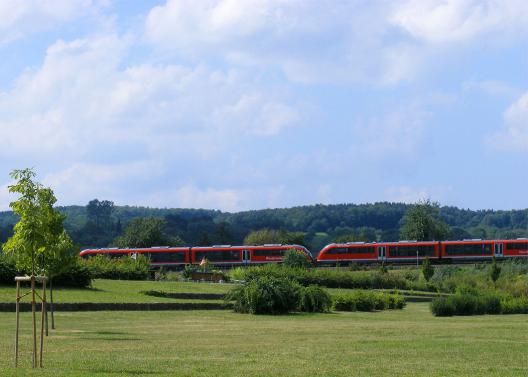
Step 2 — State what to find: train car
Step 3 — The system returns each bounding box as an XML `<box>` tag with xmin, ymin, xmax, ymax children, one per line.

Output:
<box><xmin>79</xmin><ymin>247</ymin><xmax>191</xmax><ymax>268</ymax></box>
<box><xmin>440</xmin><ymin>240</ymin><xmax>495</xmax><ymax>260</ymax></box>
<box><xmin>383</xmin><ymin>241</ymin><xmax>440</xmax><ymax>262</ymax></box>
<box><xmin>80</xmin><ymin>244</ymin><xmax>312</xmax><ymax>268</ymax></box>
<box><xmin>191</xmin><ymin>244</ymin><xmax>312</xmax><ymax>265</ymax></box>
<box><xmin>316</xmin><ymin>242</ymin><xmax>378</xmax><ymax>264</ymax></box>
<box><xmin>498</xmin><ymin>238</ymin><xmax>528</xmax><ymax>258</ymax></box>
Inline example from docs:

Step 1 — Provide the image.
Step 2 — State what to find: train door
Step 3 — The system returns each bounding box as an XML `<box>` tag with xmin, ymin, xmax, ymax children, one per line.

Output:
<box><xmin>242</xmin><ymin>249</ymin><xmax>251</xmax><ymax>265</ymax></box>
<box><xmin>377</xmin><ymin>246</ymin><xmax>386</xmax><ymax>261</ymax></box>
<box><xmin>494</xmin><ymin>243</ymin><xmax>504</xmax><ymax>257</ymax></box>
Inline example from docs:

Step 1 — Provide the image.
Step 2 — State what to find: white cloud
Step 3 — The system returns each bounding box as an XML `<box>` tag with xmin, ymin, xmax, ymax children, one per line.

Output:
<box><xmin>489</xmin><ymin>92</ymin><xmax>528</xmax><ymax>150</ymax></box>
<box><xmin>353</xmin><ymin>106</ymin><xmax>430</xmax><ymax>158</ymax></box>
<box><xmin>391</xmin><ymin>0</ymin><xmax>528</xmax><ymax>44</ymax></box>
<box><xmin>0</xmin><ymin>0</ymin><xmax>102</xmax><ymax>45</ymax></box>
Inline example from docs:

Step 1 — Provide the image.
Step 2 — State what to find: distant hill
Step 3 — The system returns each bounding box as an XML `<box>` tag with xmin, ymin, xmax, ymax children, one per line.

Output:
<box><xmin>1</xmin><ymin>202</ymin><xmax>527</xmax><ymax>252</ymax></box>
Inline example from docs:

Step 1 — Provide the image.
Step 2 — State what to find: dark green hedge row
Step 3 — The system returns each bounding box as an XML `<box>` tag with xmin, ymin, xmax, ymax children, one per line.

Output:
<box><xmin>0</xmin><ymin>253</ymin><xmax>91</xmax><ymax>288</ymax></box>
<box><xmin>230</xmin><ymin>264</ymin><xmax>426</xmax><ymax>291</ymax></box>
<box><xmin>333</xmin><ymin>290</ymin><xmax>406</xmax><ymax>312</ymax></box>
<box><xmin>431</xmin><ymin>291</ymin><xmax>528</xmax><ymax>316</ymax></box>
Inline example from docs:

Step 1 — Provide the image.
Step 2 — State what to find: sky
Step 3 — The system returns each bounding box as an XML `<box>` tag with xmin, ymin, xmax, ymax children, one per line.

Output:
<box><xmin>0</xmin><ymin>0</ymin><xmax>527</xmax><ymax>212</ymax></box>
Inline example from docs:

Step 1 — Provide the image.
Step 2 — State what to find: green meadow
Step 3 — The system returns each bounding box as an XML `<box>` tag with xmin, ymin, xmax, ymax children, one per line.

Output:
<box><xmin>0</xmin><ymin>303</ymin><xmax>526</xmax><ymax>377</ymax></box>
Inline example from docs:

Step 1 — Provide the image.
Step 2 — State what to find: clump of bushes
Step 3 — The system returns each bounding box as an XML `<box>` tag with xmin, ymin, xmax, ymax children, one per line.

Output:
<box><xmin>229</xmin><ymin>264</ymin><xmax>421</xmax><ymax>291</ymax></box>
<box><xmin>0</xmin><ymin>253</ymin><xmax>17</xmax><ymax>284</ymax></box>
<box><xmin>333</xmin><ymin>290</ymin><xmax>406</xmax><ymax>312</ymax></box>
<box><xmin>430</xmin><ymin>286</ymin><xmax>527</xmax><ymax>316</ymax></box>
<box><xmin>52</xmin><ymin>261</ymin><xmax>92</xmax><ymax>288</ymax></box>
<box><xmin>299</xmin><ymin>285</ymin><xmax>332</xmax><ymax>313</ymax></box>
<box><xmin>283</xmin><ymin>249</ymin><xmax>312</xmax><ymax>269</ymax></box>
<box><xmin>226</xmin><ymin>276</ymin><xmax>301</xmax><ymax>314</ymax></box>
<box><xmin>81</xmin><ymin>254</ymin><xmax>149</xmax><ymax>280</ymax></box>
<box><xmin>0</xmin><ymin>253</ymin><xmax>91</xmax><ymax>287</ymax></box>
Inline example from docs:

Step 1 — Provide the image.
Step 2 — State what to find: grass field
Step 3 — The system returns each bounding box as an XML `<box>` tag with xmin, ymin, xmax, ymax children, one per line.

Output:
<box><xmin>0</xmin><ymin>280</ymin><xmax>233</xmax><ymax>304</ymax></box>
<box><xmin>0</xmin><ymin>303</ymin><xmax>526</xmax><ymax>376</ymax></box>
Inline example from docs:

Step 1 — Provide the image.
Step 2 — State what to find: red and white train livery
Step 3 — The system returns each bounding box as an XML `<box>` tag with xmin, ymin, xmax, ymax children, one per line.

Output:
<box><xmin>79</xmin><ymin>244</ymin><xmax>313</xmax><ymax>268</ymax></box>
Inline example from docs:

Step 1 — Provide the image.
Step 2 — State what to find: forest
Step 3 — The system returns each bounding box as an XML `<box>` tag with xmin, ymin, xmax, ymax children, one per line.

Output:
<box><xmin>0</xmin><ymin>199</ymin><xmax>527</xmax><ymax>253</ymax></box>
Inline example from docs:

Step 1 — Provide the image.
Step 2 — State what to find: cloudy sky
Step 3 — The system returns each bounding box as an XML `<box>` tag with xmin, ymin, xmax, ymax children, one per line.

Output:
<box><xmin>1</xmin><ymin>0</ymin><xmax>527</xmax><ymax>212</ymax></box>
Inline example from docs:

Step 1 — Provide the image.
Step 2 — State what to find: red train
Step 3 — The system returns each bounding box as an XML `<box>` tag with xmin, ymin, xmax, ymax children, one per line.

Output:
<box><xmin>79</xmin><ymin>244</ymin><xmax>313</xmax><ymax>268</ymax></box>
<box><xmin>79</xmin><ymin>239</ymin><xmax>528</xmax><ymax>269</ymax></box>
<box><xmin>316</xmin><ymin>239</ymin><xmax>528</xmax><ymax>264</ymax></box>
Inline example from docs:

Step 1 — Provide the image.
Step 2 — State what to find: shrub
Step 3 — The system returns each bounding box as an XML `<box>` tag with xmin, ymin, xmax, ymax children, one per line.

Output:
<box><xmin>283</xmin><ymin>249</ymin><xmax>311</xmax><ymax>269</ymax></box>
<box><xmin>52</xmin><ymin>261</ymin><xmax>92</xmax><ymax>288</ymax></box>
<box><xmin>81</xmin><ymin>254</ymin><xmax>149</xmax><ymax>280</ymax></box>
<box><xmin>299</xmin><ymin>285</ymin><xmax>332</xmax><ymax>313</ymax></box>
<box><xmin>226</xmin><ymin>276</ymin><xmax>301</xmax><ymax>314</ymax></box>
<box><xmin>422</xmin><ymin>257</ymin><xmax>434</xmax><ymax>282</ymax></box>
<box><xmin>0</xmin><ymin>253</ymin><xmax>17</xmax><ymax>284</ymax></box>
<box><xmin>332</xmin><ymin>290</ymin><xmax>406</xmax><ymax>312</ymax></box>
<box><xmin>501</xmin><ymin>296</ymin><xmax>528</xmax><ymax>314</ymax></box>
<box><xmin>229</xmin><ymin>264</ymin><xmax>417</xmax><ymax>291</ymax></box>
<box><xmin>430</xmin><ymin>297</ymin><xmax>456</xmax><ymax>316</ymax></box>
<box><xmin>431</xmin><ymin>290</ymin><xmax>505</xmax><ymax>316</ymax></box>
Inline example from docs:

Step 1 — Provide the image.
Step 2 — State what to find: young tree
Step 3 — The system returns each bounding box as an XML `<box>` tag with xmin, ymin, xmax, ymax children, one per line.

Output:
<box><xmin>282</xmin><ymin>249</ymin><xmax>311</xmax><ymax>269</ymax></box>
<box><xmin>422</xmin><ymin>256</ymin><xmax>434</xmax><ymax>282</ymax></box>
<box><xmin>490</xmin><ymin>255</ymin><xmax>501</xmax><ymax>286</ymax></box>
<box><xmin>400</xmin><ymin>200</ymin><xmax>450</xmax><ymax>241</ymax></box>
<box><xmin>113</xmin><ymin>217</ymin><xmax>184</xmax><ymax>248</ymax></box>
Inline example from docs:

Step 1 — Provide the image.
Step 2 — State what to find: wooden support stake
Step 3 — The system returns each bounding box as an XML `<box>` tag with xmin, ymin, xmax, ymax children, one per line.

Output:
<box><xmin>31</xmin><ymin>275</ymin><xmax>37</xmax><ymax>368</ymax></box>
<box><xmin>15</xmin><ymin>280</ymin><xmax>20</xmax><ymax>368</ymax></box>
<box><xmin>50</xmin><ymin>279</ymin><xmax>54</xmax><ymax>330</ymax></box>
<box><xmin>40</xmin><ymin>279</ymin><xmax>46</xmax><ymax>367</ymax></box>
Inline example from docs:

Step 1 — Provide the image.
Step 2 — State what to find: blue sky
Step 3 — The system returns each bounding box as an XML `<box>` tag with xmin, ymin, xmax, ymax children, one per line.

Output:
<box><xmin>1</xmin><ymin>0</ymin><xmax>527</xmax><ymax>212</ymax></box>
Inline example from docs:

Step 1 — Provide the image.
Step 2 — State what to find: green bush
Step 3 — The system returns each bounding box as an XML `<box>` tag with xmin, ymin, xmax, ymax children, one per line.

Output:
<box><xmin>332</xmin><ymin>290</ymin><xmax>406</xmax><ymax>312</ymax></box>
<box><xmin>431</xmin><ymin>290</ymin><xmax>507</xmax><ymax>316</ymax></box>
<box><xmin>501</xmin><ymin>296</ymin><xmax>528</xmax><ymax>314</ymax></box>
<box><xmin>0</xmin><ymin>253</ymin><xmax>17</xmax><ymax>284</ymax></box>
<box><xmin>283</xmin><ymin>249</ymin><xmax>311</xmax><ymax>269</ymax></box>
<box><xmin>226</xmin><ymin>276</ymin><xmax>301</xmax><ymax>314</ymax></box>
<box><xmin>52</xmin><ymin>261</ymin><xmax>92</xmax><ymax>288</ymax></box>
<box><xmin>430</xmin><ymin>296</ymin><xmax>456</xmax><ymax>316</ymax></box>
<box><xmin>299</xmin><ymin>285</ymin><xmax>332</xmax><ymax>313</ymax></box>
<box><xmin>81</xmin><ymin>254</ymin><xmax>149</xmax><ymax>280</ymax></box>
<box><xmin>229</xmin><ymin>264</ymin><xmax>417</xmax><ymax>291</ymax></box>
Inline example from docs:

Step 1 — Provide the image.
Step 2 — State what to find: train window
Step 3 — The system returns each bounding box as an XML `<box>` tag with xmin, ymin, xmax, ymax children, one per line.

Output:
<box><xmin>253</xmin><ymin>249</ymin><xmax>286</xmax><ymax>257</ymax></box>
<box><xmin>150</xmin><ymin>252</ymin><xmax>186</xmax><ymax>263</ymax></box>
<box><xmin>326</xmin><ymin>247</ymin><xmax>375</xmax><ymax>255</ymax></box>
<box><xmin>195</xmin><ymin>250</ymin><xmax>241</xmax><ymax>262</ymax></box>
<box><xmin>444</xmin><ymin>244</ymin><xmax>493</xmax><ymax>255</ymax></box>
<box><xmin>108</xmin><ymin>252</ymin><xmax>127</xmax><ymax>259</ymax></box>
<box><xmin>390</xmin><ymin>245</ymin><xmax>436</xmax><ymax>257</ymax></box>
<box><xmin>506</xmin><ymin>242</ymin><xmax>528</xmax><ymax>250</ymax></box>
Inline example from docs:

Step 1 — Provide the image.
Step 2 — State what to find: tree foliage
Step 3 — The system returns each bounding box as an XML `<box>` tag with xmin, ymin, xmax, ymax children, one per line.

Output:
<box><xmin>422</xmin><ymin>256</ymin><xmax>434</xmax><ymax>282</ymax></box>
<box><xmin>3</xmin><ymin>168</ymin><xmax>74</xmax><ymax>275</ymax></box>
<box><xmin>113</xmin><ymin>217</ymin><xmax>184</xmax><ymax>248</ymax></box>
<box><xmin>400</xmin><ymin>200</ymin><xmax>451</xmax><ymax>241</ymax></box>
<box><xmin>244</xmin><ymin>229</ymin><xmax>305</xmax><ymax>246</ymax></box>
<box><xmin>282</xmin><ymin>249</ymin><xmax>311</xmax><ymax>269</ymax></box>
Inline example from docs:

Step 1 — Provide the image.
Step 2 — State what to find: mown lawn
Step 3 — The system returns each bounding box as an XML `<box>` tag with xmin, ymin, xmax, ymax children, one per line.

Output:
<box><xmin>0</xmin><ymin>303</ymin><xmax>526</xmax><ymax>376</ymax></box>
<box><xmin>0</xmin><ymin>279</ymin><xmax>233</xmax><ymax>304</ymax></box>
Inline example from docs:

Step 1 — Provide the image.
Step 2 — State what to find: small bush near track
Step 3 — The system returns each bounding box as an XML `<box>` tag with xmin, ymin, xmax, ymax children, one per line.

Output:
<box><xmin>332</xmin><ymin>290</ymin><xmax>406</xmax><ymax>312</ymax></box>
<box><xmin>81</xmin><ymin>254</ymin><xmax>149</xmax><ymax>280</ymax></box>
<box><xmin>299</xmin><ymin>285</ymin><xmax>332</xmax><ymax>312</ymax></box>
<box><xmin>226</xmin><ymin>276</ymin><xmax>301</xmax><ymax>314</ymax></box>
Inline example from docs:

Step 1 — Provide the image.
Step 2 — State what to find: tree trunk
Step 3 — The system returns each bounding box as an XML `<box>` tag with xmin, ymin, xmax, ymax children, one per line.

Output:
<box><xmin>50</xmin><ymin>278</ymin><xmax>55</xmax><ymax>330</ymax></box>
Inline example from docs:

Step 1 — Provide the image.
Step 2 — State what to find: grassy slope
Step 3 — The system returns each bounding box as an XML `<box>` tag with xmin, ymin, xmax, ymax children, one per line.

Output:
<box><xmin>0</xmin><ymin>279</ymin><xmax>232</xmax><ymax>303</ymax></box>
<box><xmin>0</xmin><ymin>303</ymin><xmax>526</xmax><ymax>376</ymax></box>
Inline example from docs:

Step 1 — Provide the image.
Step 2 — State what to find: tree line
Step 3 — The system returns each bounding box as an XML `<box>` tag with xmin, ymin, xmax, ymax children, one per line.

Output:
<box><xmin>1</xmin><ymin>198</ymin><xmax>527</xmax><ymax>253</ymax></box>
